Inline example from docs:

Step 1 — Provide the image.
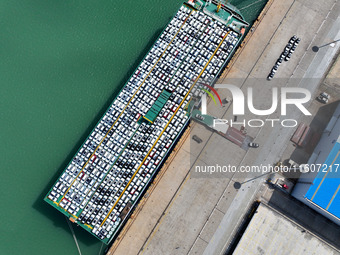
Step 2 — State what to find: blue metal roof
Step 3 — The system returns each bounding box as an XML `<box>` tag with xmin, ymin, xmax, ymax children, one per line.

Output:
<box><xmin>305</xmin><ymin>141</ymin><xmax>340</xmax><ymax>220</ymax></box>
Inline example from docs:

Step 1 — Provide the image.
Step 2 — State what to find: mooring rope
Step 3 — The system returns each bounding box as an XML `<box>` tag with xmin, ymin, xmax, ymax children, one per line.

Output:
<box><xmin>98</xmin><ymin>243</ymin><xmax>104</xmax><ymax>255</ymax></box>
<box><xmin>65</xmin><ymin>216</ymin><xmax>82</xmax><ymax>255</ymax></box>
<box><xmin>239</xmin><ymin>0</ymin><xmax>266</xmax><ymax>10</ymax></box>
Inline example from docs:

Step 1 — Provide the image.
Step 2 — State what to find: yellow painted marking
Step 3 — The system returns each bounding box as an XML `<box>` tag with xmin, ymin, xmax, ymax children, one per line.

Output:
<box><xmin>100</xmin><ymin>30</ymin><xmax>230</xmax><ymax>227</ymax></box>
<box><xmin>311</xmin><ymin>150</ymin><xmax>340</xmax><ymax>201</ymax></box>
<box><xmin>84</xmin><ymin>223</ymin><xmax>94</xmax><ymax>230</ymax></box>
<box><xmin>57</xmin><ymin>10</ymin><xmax>194</xmax><ymax>206</ymax></box>
<box><xmin>326</xmin><ymin>184</ymin><xmax>340</xmax><ymax>210</ymax></box>
<box><xmin>143</xmin><ymin>116</ymin><xmax>154</xmax><ymax>123</ymax></box>
<box><xmin>68</xmin><ymin>214</ymin><xmax>77</xmax><ymax>219</ymax></box>
<box><xmin>47</xmin><ymin>196</ymin><xmax>77</xmax><ymax>221</ymax></box>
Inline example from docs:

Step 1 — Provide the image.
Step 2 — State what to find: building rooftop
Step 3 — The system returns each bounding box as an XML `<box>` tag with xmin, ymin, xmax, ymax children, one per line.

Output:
<box><xmin>305</xmin><ymin>138</ymin><xmax>340</xmax><ymax>221</ymax></box>
<box><xmin>293</xmin><ymin>103</ymin><xmax>340</xmax><ymax>225</ymax></box>
<box><xmin>233</xmin><ymin>203</ymin><xmax>340</xmax><ymax>255</ymax></box>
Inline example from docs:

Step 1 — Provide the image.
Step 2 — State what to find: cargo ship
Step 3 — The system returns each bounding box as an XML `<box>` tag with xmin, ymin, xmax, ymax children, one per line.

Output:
<box><xmin>44</xmin><ymin>0</ymin><xmax>249</xmax><ymax>244</ymax></box>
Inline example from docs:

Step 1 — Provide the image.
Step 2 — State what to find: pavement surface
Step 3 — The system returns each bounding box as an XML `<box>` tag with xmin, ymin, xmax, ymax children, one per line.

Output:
<box><xmin>108</xmin><ymin>0</ymin><xmax>340</xmax><ymax>254</ymax></box>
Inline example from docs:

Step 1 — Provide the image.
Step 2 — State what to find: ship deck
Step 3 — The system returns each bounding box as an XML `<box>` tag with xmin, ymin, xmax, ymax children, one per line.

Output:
<box><xmin>44</xmin><ymin>1</ymin><xmax>248</xmax><ymax>244</ymax></box>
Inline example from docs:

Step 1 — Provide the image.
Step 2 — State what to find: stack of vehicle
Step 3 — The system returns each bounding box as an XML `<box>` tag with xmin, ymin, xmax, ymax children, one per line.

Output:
<box><xmin>46</xmin><ymin>4</ymin><xmax>241</xmax><ymax>243</ymax></box>
<box><xmin>268</xmin><ymin>35</ymin><xmax>300</xmax><ymax>80</ymax></box>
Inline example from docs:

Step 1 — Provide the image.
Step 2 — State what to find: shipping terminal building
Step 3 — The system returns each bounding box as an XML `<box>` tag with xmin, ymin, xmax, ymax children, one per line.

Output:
<box><xmin>44</xmin><ymin>1</ymin><xmax>249</xmax><ymax>244</ymax></box>
<box><xmin>292</xmin><ymin>103</ymin><xmax>340</xmax><ymax>226</ymax></box>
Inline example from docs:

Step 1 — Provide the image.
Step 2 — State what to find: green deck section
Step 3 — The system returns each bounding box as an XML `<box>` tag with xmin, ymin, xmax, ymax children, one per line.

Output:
<box><xmin>202</xmin><ymin>3</ymin><xmax>248</xmax><ymax>33</ymax></box>
<box><xmin>143</xmin><ymin>89</ymin><xmax>172</xmax><ymax>123</ymax></box>
<box><xmin>192</xmin><ymin>109</ymin><xmax>215</xmax><ymax>127</ymax></box>
<box><xmin>230</xmin><ymin>0</ymin><xmax>267</xmax><ymax>27</ymax></box>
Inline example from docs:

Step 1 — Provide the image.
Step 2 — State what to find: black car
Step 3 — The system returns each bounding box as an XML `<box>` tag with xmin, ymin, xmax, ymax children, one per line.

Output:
<box><xmin>285</xmin><ymin>44</ymin><xmax>292</xmax><ymax>51</ymax></box>
<box><xmin>290</xmin><ymin>44</ymin><xmax>297</xmax><ymax>53</ymax></box>
<box><xmin>317</xmin><ymin>92</ymin><xmax>330</xmax><ymax>103</ymax></box>
<box><xmin>291</xmin><ymin>35</ymin><xmax>297</xmax><ymax>42</ymax></box>
<box><xmin>248</xmin><ymin>142</ymin><xmax>259</xmax><ymax>148</ymax></box>
<box><xmin>267</xmin><ymin>72</ymin><xmax>275</xmax><ymax>81</ymax></box>
<box><xmin>285</xmin><ymin>52</ymin><xmax>292</xmax><ymax>61</ymax></box>
<box><xmin>192</xmin><ymin>135</ymin><xmax>203</xmax><ymax>143</ymax></box>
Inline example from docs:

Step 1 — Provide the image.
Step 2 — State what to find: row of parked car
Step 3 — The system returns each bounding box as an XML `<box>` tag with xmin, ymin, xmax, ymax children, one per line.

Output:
<box><xmin>268</xmin><ymin>35</ymin><xmax>301</xmax><ymax>80</ymax></box>
<box><xmin>47</xmin><ymin>5</ymin><xmax>240</xmax><ymax>241</ymax></box>
<box><xmin>191</xmin><ymin>37</ymin><xmax>240</xmax><ymax>97</ymax></box>
<box><xmin>84</xmin><ymin>107</ymin><xmax>189</xmax><ymax>240</ymax></box>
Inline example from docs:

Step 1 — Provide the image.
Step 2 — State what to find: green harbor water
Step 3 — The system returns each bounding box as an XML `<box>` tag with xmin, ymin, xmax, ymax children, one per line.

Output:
<box><xmin>0</xmin><ymin>1</ymin><xmax>266</xmax><ymax>254</ymax></box>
